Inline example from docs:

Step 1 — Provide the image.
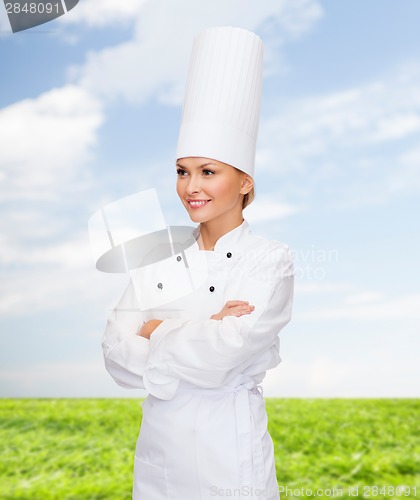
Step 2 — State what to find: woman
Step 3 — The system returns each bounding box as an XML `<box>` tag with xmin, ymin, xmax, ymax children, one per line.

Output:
<box><xmin>102</xmin><ymin>27</ymin><xmax>294</xmax><ymax>499</ymax></box>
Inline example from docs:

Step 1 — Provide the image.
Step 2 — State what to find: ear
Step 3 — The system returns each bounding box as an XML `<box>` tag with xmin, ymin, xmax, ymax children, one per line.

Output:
<box><xmin>240</xmin><ymin>174</ymin><xmax>254</xmax><ymax>195</ymax></box>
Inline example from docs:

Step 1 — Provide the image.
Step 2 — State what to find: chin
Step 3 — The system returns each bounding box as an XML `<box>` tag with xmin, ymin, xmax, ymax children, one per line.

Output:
<box><xmin>188</xmin><ymin>213</ymin><xmax>208</xmax><ymax>224</ymax></box>
<box><xmin>183</xmin><ymin>205</ymin><xmax>210</xmax><ymax>223</ymax></box>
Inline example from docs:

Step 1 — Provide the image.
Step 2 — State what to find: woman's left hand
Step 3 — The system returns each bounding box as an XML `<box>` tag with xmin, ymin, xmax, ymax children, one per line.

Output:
<box><xmin>137</xmin><ymin>320</ymin><xmax>163</xmax><ymax>339</ymax></box>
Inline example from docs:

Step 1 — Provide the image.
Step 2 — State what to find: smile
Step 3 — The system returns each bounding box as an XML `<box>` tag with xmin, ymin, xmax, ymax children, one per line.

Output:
<box><xmin>187</xmin><ymin>200</ymin><xmax>210</xmax><ymax>208</ymax></box>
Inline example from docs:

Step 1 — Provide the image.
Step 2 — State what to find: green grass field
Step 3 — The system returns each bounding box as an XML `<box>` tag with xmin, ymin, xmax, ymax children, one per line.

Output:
<box><xmin>0</xmin><ymin>399</ymin><xmax>418</xmax><ymax>499</ymax></box>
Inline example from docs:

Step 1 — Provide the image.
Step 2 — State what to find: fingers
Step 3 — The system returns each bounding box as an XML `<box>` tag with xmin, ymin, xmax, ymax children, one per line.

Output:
<box><xmin>226</xmin><ymin>300</ymin><xmax>249</xmax><ymax>307</ymax></box>
<box><xmin>241</xmin><ymin>304</ymin><xmax>254</xmax><ymax>314</ymax></box>
<box><xmin>225</xmin><ymin>303</ymin><xmax>255</xmax><ymax>317</ymax></box>
<box><xmin>213</xmin><ymin>300</ymin><xmax>255</xmax><ymax>320</ymax></box>
<box><xmin>231</xmin><ymin>309</ymin><xmax>252</xmax><ymax>317</ymax></box>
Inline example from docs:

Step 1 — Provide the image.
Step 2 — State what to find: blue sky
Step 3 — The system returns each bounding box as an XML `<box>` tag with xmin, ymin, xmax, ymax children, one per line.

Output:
<box><xmin>0</xmin><ymin>0</ymin><xmax>419</xmax><ymax>398</ymax></box>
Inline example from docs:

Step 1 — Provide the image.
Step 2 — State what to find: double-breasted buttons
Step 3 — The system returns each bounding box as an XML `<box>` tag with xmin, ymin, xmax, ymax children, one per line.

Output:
<box><xmin>226</xmin><ymin>252</ymin><xmax>232</xmax><ymax>258</ymax></box>
<box><xmin>209</xmin><ymin>286</ymin><xmax>215</xmax><ymax>292</ymax></box>
<box><xmin>155</xmin><ymin>256</ymin><xmax>182</xmax><ymax>291</ymax></box>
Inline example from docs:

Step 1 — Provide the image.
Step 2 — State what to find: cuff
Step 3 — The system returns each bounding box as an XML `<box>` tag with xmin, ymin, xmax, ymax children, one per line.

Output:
<box><xmin>107</xmin><ymin>334</ymin><xmax>150</xmax><ymax>376</ymax></box>
<box><xmin>143</xmin><ymin>318</ymin><xmax>187</xmax><ymax>400</ymax></box>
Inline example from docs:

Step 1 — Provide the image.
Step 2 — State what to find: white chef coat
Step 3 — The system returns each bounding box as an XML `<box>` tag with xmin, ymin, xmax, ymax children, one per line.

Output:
<box><xmin>102</xmin><ymin>220</ymin><xmax>294</xmax><ymax>500</ymax></box>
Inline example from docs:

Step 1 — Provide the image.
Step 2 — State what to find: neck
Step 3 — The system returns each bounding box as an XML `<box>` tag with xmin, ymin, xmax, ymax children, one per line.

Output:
<box><xmin>198</xmin><ymin>213</ymin><xmax>244</xmax><ymax>251</ymax></box>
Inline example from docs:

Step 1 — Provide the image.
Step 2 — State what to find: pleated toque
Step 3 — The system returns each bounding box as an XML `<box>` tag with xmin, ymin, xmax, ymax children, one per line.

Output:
<box><xmin>176</xmin><ymin>26</ymin><xmax>264</xmax><ymax>178</ymax></box>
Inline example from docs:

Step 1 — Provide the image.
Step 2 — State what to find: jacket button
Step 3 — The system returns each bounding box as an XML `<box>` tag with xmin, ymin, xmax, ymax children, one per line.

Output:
<box><xmin>157</xmin><ymin>283</ymin><xmax>163</xmax><ymax>289</ymax></box>
<box><xmin>209</xmin><ymin>286</ymin><xmax>215</xmax><ymax>292</ymax></box>
<box><xmin>226</xmin><ymin>252</ymin><xmax>232</xmax><ymax>258</ymax></box>
<box><xmin>177</xmin><ymin>256</ymin><xmax>182</xmax><ymax>262</ymax></box>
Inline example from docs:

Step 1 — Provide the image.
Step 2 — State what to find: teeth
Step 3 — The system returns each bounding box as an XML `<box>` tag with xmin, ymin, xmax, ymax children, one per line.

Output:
<box><xmin>189</xmin><ymin>201</ymin><xmax>207</xmax><ymax>206</ymax></box>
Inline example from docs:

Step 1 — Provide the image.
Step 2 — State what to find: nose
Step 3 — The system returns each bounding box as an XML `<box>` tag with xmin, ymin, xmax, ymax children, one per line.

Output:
<box><xmin>185</xmin><ymin>174</ymin><xmax>201</xmax><ymax>195</ymax></box>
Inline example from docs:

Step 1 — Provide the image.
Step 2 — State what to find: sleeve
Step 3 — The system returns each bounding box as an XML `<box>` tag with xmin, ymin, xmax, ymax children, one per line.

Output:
<box><xmin>143</xmin><ymin>245</ymin><xmax>294</xmax><ymax>400</ymax></box>
<box><xmin>101</xmin><ymin>278</ymin><xmax>149</xmax><ymax>389</ymax></box>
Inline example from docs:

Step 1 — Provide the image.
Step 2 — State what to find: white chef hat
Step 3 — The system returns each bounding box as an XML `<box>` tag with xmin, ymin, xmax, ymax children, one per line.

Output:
<box><xmin>176</xmin><ymin>26</ymin><xmax>264</xmax><ymax>178</ymax></box>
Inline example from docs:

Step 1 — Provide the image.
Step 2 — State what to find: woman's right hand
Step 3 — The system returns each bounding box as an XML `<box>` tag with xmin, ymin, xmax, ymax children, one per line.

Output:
<box><xmin>211</xmin><ymin>301</ymin><xmax>254</xmax><ymax>320</ymax></box>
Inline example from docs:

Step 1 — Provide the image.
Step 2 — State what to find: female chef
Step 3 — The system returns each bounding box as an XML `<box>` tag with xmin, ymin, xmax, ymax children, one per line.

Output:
<box><xmin>102</xmin><ymin>27</ymin><xmax>294</xmax><ymax>500</ymax></box>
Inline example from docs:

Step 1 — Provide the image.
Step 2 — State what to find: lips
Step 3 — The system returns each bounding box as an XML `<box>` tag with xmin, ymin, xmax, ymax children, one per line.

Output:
<box><xmin>187</xmin><ymin>199</ymin><xmax>211</xmax><ymax>208</ymax></box>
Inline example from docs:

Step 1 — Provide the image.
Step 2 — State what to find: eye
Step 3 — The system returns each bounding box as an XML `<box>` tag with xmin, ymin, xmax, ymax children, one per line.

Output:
<box><xmin>203</xmin><ymin>169</ymin><xmax>215</xmax><ymax>176</ymax></box>
<box><xmin>176</xmin><ymin>168</ymin><xmax>187</xmax><ymax>176</ymax></box>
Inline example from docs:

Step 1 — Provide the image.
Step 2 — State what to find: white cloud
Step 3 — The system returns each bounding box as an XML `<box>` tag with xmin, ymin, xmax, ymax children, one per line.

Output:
<box><xmin>344</xmin><ymin>291</ymin><xmax>384</xmax><ymax>305</ymax></box>
<box><xmin>0</xmin><ymin>229</ymin><xmax>91</xmax><ymax>268</ymax></box>
<box><xmin>0</xmin><ymin>359</ymin><xmax>120</xmax><ymax>397</ymax></box>
<box><xmin>60</xmin><ymin>0</ymin><xmax>147</xmax><ymax>27</ymax></box>
<box><xmin>264</xmin><ymin>351</ymin><xmax>419</xmax><ymax>397</ymax></box>
<box><xmin>0</xmin><ymin>85</ymin><xmax>109</xmax><ymax>319</ymax></box>
<box><xmin>0</xmin><ymin>358</ymin><xmax>148</xmax><ymax>397</ymax></box>
<box><xmin>386</xmin><ymin>145</ymin><xmax>420</xmax><ymax>195</ymax></box>
<box><xmin>60</xmin><ymin>0</ymin><xmax>323</xmax><ymax>36</ymax></box>
<box><xmin>0</xmin><ymin>360</ymin><xmax>101</xmax><ymax>384</ymax></box>
<box><xmin>0</xmin><ymin>235</ymin><xmax>129</xmax><ymax>316</ymax></box>
<box><xmin>0</xmin><ymin>269</ymin><xmax>127</xmax><ymax>320</ymax></box>
<box><xmin>294</xmin><ymin>282</ymin><xmax>352</xmax><ymax>294</ymax></box>
<box><xmin>260</xmin><ymin>68</ymin><xmax>420</xmax><ymax>168</ymax></box>
<box><xmin>370</xmin><ymin>112</ymin><xmax>420</xmax><ymax>142</ymax></box>
<box><xmin>68</xmin><ymin>0</ymin><xmax>322</xmax><ymax>105</ymax></box>
<box><xmin>245</xmin><ymin>198</ymin><xmax>300</xmax><ymax>223</ymax></box>
<box><xmin>0</xmin><ymin>85</ymin><xmax>104</xmax><ymax>201</ymax></box>
<box><xmin>300</xmin><ymin>293</ymin><xmax>420</xmax><ymax>321</ymax></box>
<box><xmin>0</xmin><ymin>84</ymin><xmax>103</xmax><ymax>315</ymax></box>
<box><xmin>258</xmin><ymin>63</ymin><xmax>420</xmax><ymax>204</ymax></box>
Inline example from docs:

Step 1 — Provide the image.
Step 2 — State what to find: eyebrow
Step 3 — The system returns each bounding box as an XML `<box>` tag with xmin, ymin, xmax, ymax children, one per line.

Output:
<box><xmin>176</xmin><ymin>161</ymin><xmax>216</xmax><ymax>170</ymax></box>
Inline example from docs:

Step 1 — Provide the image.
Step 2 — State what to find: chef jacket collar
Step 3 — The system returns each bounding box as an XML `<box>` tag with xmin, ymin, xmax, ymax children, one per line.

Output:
<box><xmin>193</xmin><ymin>219</ymin><xmax>250</xmax><ymax>253</ymax></box>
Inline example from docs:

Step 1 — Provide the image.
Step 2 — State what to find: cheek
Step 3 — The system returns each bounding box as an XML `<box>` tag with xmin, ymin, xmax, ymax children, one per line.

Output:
<box><xmin>176</xmin><ymin>180</ymin><xmax>183</xmax><ymax>198</ymax></box>
<box><xmin>213</xmin><ymin>178</ymin><xmax>241</xmax><ymax>200</ymax></box>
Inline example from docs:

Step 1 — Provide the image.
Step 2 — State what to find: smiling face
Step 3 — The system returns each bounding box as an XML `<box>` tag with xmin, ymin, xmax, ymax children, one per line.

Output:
<box><xmin>176</xmin><ymin>157</ymin><xmax>253</xmax><ymax>225</ymax></box>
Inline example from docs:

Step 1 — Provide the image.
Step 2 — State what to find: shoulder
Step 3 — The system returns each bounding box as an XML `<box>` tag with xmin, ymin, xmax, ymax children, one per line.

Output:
<box><xmin>239</xmin><ymin>226</ymin><xmax>294</xmax><ymax>280</ymax></box>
